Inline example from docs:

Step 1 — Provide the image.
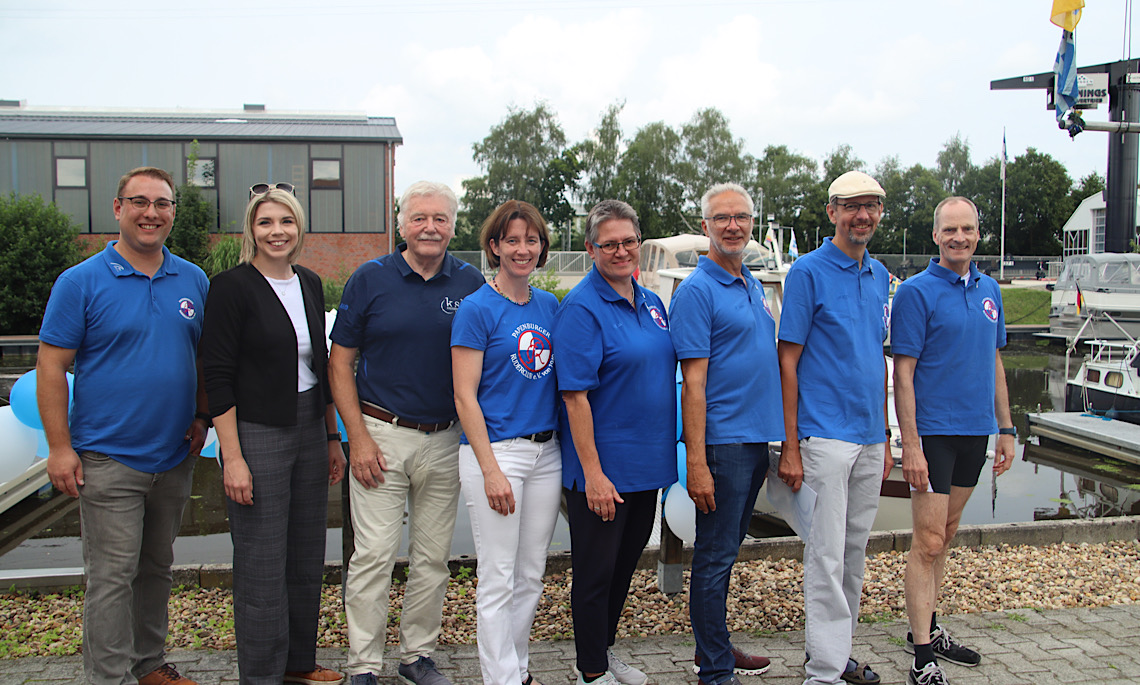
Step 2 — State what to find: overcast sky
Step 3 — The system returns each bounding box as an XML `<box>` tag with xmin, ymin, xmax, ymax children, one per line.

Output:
<box><xmin>2</xmin><ymin>0</ymin><xmax>1135</xmax><ymax>198</ymax></box>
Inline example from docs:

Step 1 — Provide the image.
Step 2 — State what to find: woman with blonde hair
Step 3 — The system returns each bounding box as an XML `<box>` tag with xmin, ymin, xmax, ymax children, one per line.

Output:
<box><xmin>200</xmin><ymin>183</ymin><xmax>345</xmax><ymax>685</ymax></box>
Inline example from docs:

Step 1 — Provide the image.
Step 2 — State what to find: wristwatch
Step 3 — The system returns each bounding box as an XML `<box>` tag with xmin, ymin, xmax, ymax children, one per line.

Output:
<box><xmin>998</xmin><ymin>427</ymin><xmax>1017</xmax><ymax>436</ymax></box>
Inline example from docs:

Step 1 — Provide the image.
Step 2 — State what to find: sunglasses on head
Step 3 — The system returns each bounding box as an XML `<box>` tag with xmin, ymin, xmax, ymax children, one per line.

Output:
<box><xmin>249</xmin><ymin>182</ymin><xmax>296</xmax><ymax>199</ymax></box>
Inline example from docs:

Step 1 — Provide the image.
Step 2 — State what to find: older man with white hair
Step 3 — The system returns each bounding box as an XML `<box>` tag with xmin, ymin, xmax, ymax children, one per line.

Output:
<box><xmin>330</xmin><ymin>181</ymin><xmax>485</xmax><ymax>685</ymax></box>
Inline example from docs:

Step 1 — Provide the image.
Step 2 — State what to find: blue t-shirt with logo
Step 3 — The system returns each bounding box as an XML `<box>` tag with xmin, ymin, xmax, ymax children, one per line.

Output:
<box><xmin>891</xmin><ymin>258</ymin><xmax>1006</xmax><ymax>436</ymax></box>
<box><xmin>669</xmin><ymin>256</ymin><xmax>784</xmax><ymax>445</ymax></box>
<box><xmin>778</xmin><ymin>238</ymin><xmax>890</xmax><ymax>444</ymax></box>
<box><xmin>451</xmin><ymin>284</ymin><xmax>559</xmax><ymax>443</ymax></box>
<box><xmin>39</xmin><ymin>242</ymin><xmax>209</xmax><ymax>473</ymax></box>
<box><xmin>555</xmin><ymin>267</ymin><xmax>678</xmax><ymax>492</ymax></box>
<box><xmin>331</xmin><ymin>244</ymin><xmax>484</xmax><ymax>424</ymax></box>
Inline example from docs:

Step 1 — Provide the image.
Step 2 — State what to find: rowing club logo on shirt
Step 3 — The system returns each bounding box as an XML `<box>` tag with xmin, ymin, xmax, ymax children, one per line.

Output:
<box><xmin>511</xmin><ymin>323</ymin><xmax>554</xmax><ymax>380</ymax></box>
<box><xmin>178</xmin><ymin>297</ymin><xmax>197</xmax><ymax>320</ymax></box>
<box><xmin>440</xmin><ymin>296</ymin><xmax>463</xmax><ymax>315</ymax></box>
<box><xmin>648</xmin><ymin>305</ymin><xmax>668</xmax><ymax>330</ymax></box>
<box><xmin>982</xmin><ymin>297</ymin><xmax>1000</xmax><ymax>323</ymax></box>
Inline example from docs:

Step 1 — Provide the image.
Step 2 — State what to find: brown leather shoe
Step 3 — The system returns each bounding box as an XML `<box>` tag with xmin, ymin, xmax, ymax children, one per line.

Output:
<box><xmin>693</xmin><ymin>647</ymin><xmax>772</xmax><ymax>675</ymax></box>
<box><xmin>137</xmin><ymin>664</ymin><xmax>198</xmax><ymax>685</ymax></box>
<box><xmin>284</xmin><ymin>665</ymin><xmax>345</xmax><ymax>684</ymax></box>
<box><xmin>283</xmin><ymin>665</ymin><xmax>344</xmax><ymax>679</ymax></box>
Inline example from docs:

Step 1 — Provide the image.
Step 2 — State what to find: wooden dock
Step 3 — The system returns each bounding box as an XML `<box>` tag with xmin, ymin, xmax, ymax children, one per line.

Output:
<box><xmin>1027</xmin><ymin>412</ymin><xmax>1140</xmax><ymax>465</ymax></box>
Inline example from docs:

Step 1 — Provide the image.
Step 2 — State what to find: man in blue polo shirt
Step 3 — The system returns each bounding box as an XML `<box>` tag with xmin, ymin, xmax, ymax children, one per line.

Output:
<box><xmin>778</xmin><ymin>170</ymin><xmax>893</xmax><ymax>685</ymax></box>
<box><xmin>891</xmin><ymin>196</ymin><xmax>1015</xmax><ymax>685</ymax></box>
<box><xmin>329</xmin><ymin>181</ymin><xmax>484</xmax><ymax>685</ymax></box>
<box><xmin>670</xmin><ymin>183</ymin><xmax>782</xmax><ymax>685</ymax></box>
<box><xmin>38</xmin><ymin>166</ymin><xmax>209</xmax><ymax>685</ymax></box>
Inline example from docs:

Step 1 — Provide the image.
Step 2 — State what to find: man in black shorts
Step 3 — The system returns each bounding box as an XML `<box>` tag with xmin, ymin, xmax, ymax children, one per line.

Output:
<box><xmin>890</xmin><ymin>196</ymin><xmax>1016</xmax><ymax>685</ymax></box>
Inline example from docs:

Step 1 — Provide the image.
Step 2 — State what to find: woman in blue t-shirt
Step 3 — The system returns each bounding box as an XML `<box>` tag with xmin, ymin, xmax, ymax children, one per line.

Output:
<box><xmin>199</xmin><ymin>185</ymin><xmax>346</xmax><ymax>685</ymax></box>
<box><xmin>451</xmin><ymin>200</ymin><xmax>561</xmax><ymax>685</ymax></box>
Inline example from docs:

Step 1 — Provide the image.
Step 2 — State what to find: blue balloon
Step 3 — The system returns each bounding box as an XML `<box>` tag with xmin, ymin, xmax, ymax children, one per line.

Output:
<box><xmin>336</xmin><ymin>409</ymin><xmax>347</xmax><ymax>439</ymax></box>
<box><xmin>676</xmin><ymin>441</ymin><xmax>687</xmax><ymax>485</ymax></box>
<box><xmin>9</xmin><ymin>370</ymin><xmax>41</xmax><ymax>430</ymax></box>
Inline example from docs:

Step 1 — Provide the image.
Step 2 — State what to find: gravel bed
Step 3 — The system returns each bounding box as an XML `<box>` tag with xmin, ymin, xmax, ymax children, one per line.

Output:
<box><xmin>2</xmin><ymin>540</ymin><xmax>1138</xmax><ymax>658</ymax></box>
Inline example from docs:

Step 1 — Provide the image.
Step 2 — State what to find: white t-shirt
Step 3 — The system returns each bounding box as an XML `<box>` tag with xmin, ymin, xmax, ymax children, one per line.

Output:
<box><xmin>265</xmin><ymin>273</ymin><xmax>319</xmax><ymax>392</ymax></box>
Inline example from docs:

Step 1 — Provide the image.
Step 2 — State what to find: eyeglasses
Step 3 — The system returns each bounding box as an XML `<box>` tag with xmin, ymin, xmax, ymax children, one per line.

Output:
<box><xmin>117</xmin><ymin>196</ymin><xmax>176</xmax><ymax>211</ymax></box>
<box><xmin>704</xmin><ymin>214</ymin><xmax>753</xmax><ymax>229</ymax></box>
<box><xmin>591</xmin><ymin>237</ymin><xmax>641</xmax><ymax>254</ymax></box>
<box><xmin>835</xmin><ymin>200</ymin><xmax>882</xmax><ymax>213</ymax></box>
<box><xmin>407</xmin><ymin>214</ymin><xmax>453</xmax><ymax>228</ymax></box>
<box><xmin>249</xmin><ymin>182</ymin><xmax>296</xmax><ymax>199</ymax></box>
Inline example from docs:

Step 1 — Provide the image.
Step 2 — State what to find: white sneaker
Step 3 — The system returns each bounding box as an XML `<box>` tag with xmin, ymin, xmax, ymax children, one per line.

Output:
<box><xmin>607</xmin><ymin>650</ymin><xmax>648</xmax><ymax>685</ymax></box>
<box><xmin>575</xmin><ymin>672</ymin><xmax>619</xmax><ymax>685</ymax></box>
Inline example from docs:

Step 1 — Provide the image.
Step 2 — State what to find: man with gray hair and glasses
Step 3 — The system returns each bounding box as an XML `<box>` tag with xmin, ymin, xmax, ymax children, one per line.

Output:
<box><xmin>330</xmin><ymin>181</ymin><xmax>485</xmax><ymax>685</ymax></box>
<box><xmin>670</xmin><ymin>183</ymin><xmax>782</xmax><ymax>685</ymax></box>
<box><xmin>778</xmin><ymin>171</ymin><xmax>893</xmax><ymax>685</ymax></box>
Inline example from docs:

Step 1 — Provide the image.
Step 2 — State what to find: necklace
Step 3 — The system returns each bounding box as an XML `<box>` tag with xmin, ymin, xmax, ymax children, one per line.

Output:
<box><xmin>492</xmin><ymin>275</ymin><xmax>532</xmax><ymax>306</ymax></box>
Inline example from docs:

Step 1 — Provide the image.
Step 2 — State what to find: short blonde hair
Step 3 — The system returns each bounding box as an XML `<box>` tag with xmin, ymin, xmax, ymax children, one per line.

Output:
<box><xmin>240</xmin><ymin>189</ymin><xmax>306</xmax><ymax>264</ymax></box>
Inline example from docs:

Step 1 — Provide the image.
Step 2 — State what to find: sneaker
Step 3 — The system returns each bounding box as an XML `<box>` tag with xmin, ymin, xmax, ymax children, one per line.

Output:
<box><xmin>138</xmin><ymin>664</ymin><xmax>198</xmax><ymax>685</ymax></box>
<box><xmin>606</xmin><ymin>650</ymin><xmax>648</xmax><ymax>685</ymax></box>
<box><xmin>349</xmin><ymin>674</ymin><xmax>378</xmax><ymax>685</ymax></box>
<box><xmin>905</xmin><ymin>625</ymin><xmax>981</xmax><ymax>667</ymax></box>
<box><xmin>697</xmin><ymin>677</ymin><xmax>743</xmax><ymax>685</ymax></box>
<box><xmin>284</xmin><ymin>665</ymin><xmax>345</xmax><ymax>684</ymax></box>
<box><xmin>576</xmin><ymin>671</ymin><xmax>618</xmax><ymax>685</ymax></box>
<box><xmin>907</xmin><ymin>661</ymin><xmax>949</xmax><ymax>685</ymax></box>
<box><xmin>692</xmin><ymin>647</ymin><xmax>771</xmax><ymax>675</ymax></box>
<box><xmin>398</xmin><ymin>656</ymin><xmax>452</xmax><ymax>685</ymax></box>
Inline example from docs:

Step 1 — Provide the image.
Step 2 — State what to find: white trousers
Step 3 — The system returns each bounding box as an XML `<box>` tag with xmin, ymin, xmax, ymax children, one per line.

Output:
<box><xmin>801</xmin><ymin>437</ymin><xmax>884</xmax><ymax>685</ymax></box>
<box><xmin>345</xmin><ymin>418</ymin><xmax>462</xmax><ymax>677</ymax></box>
<box><xmin>459</xmin><ymin>437</ymin><xmax>562</xmax><ymax>685</ymax></box>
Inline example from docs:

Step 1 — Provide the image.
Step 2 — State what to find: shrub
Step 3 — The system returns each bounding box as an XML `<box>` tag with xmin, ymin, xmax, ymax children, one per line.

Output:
<box><xmin>0</xmin><ymin>193</ymin><xmax>83</xmax><ymax>334</ymax></box>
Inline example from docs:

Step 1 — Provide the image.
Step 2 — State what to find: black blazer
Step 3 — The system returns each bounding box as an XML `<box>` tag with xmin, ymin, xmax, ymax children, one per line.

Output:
<box><xmin>200</xmin><ymin>262</ymin><xmax>332</xmax><ymax>426</ymax></box>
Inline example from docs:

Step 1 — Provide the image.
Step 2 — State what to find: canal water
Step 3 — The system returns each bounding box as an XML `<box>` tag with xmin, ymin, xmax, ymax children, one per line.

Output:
<box><xmin>1</xmin><ymin>341</ymin><xmax>1136</xmax><ymax>571</ymax></box>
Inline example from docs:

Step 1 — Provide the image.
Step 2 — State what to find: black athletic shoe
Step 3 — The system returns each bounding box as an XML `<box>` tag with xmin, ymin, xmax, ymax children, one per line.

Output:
<box><xmin>905</xmin><ymin>625</ymin><xmax>981</xmax><ymax>667</ymax></box>
<box><xmin>907</xmin><ymin>660</ymin><xmax>949</xmax><ymax>685</ymax></box>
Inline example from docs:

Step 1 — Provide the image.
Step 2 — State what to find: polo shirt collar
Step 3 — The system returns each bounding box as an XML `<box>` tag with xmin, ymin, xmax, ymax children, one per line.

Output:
<box><xmin>926</xmin><ymin>257</ymin><xmax>980</xmax><ymax>287</ymax></box>
<box><xmin>101</xmin><ymin>241</ymin><xmax>178</xmax><ymax>278</ymax></box>
<box><xmin>819</xmin><ymin>237</ymin><xmax>870</xmax><ymax>273</ymax></box>
<box><xmin>393</xmin><ymin>242</ymin><xmax>455</xmax><ymax>280</ymax></box>
<box><xmin>696</xmin><ymin>255</ymin><xmax>756</xmax><ymax>286</ymax></box>
<box><xmin>587</xmin><ymin>265</ymin><xmax>641</xmax><ymax>305</ymax></box>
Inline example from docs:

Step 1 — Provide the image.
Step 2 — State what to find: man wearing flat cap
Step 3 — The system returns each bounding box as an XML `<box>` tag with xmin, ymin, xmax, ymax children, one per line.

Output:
<box><xmin>777</xmin><ymin>171</ymin><xmax>893</xmax><ymax>685</ymax></box>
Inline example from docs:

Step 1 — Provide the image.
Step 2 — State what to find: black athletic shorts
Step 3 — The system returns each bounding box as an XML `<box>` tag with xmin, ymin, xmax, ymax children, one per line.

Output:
<box><xmin>919</xmin><ymin>434</ymin><xmax>989</xmax><ymax>495</ymax></box>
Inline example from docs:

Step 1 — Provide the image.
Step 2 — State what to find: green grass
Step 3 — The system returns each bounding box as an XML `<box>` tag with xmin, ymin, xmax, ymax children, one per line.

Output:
<box><xmin>1001</xmin><ymin>287</ymin><xmax>1051</xmax><ymax>326</ymax></box>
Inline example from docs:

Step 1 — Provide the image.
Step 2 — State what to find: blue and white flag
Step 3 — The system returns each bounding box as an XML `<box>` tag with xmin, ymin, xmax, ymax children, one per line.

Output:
<box><xmin>1053</xmin><ymin>30</ymin><xmax>1078</xmax><ymax>122</ymax></box>
<box><xmin>788</xmin><ymin>230</ymin><xmax>799</xmax><ymax>261</ymax></box>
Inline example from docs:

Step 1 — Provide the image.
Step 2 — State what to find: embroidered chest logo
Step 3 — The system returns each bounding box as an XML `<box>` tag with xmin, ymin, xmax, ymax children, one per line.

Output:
<box><xmin>440</xmin><ymin>296</ymin><xmax>462</xmax><ymax>315</ymax></box>
<box><xmin>882</xmin><ymin>303</ymin><xmax>891</xmax><ymax>330</ymax></box>
<box><xmin>648</xmin><ymin>305</ymin><xmax>668</xmax><ymax>330</ymax></box>
<box><xmin>511</xmin><ymin>324</ymin><xmax>553</xmax><ymax>380</ymax></box>
<box><xmin>982</xmin><ymin>297</ymin><xmax>999</xmax><ymax>323</ymax></box>
<box><xmin>178</xmin><ymin>298</ymin><xmax>197</xmax><ymax>320</ymax></box>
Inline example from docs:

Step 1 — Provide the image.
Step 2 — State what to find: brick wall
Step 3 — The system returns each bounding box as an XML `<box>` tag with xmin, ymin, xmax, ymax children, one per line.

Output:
<box><xmin>75</xmin><ymin>233</ymin><xmax>394</xmax><ymax>282</ymax></box>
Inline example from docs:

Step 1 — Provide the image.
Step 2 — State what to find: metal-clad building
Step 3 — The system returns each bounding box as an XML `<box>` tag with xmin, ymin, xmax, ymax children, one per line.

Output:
<box><xmin>0</xmin><ymin>103</ymin><xmax>402</xmax><ymax>276</ymax></box>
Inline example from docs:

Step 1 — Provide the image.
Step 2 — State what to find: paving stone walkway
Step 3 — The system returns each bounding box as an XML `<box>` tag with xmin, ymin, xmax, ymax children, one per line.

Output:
<box><xmin>4</xmin><ymin>604</ymin><xmax>1138</xmax><ymax>684</ymax></box>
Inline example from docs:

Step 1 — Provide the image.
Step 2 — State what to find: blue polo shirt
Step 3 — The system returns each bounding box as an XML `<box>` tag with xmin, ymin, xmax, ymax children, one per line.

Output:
<box><xmin>669</xmin><ymin>256</ymin><xmax>784</xmax><ymax>445</ymax></box>
<box><xmin>39</xmin><ymin>242</ymin><xmax>209</xmax><ymax>473</ymax></box>
<box><xmin>331</xmin><ymin>244</ymin><xmax>485</xmax><ymax>424</ymax></box>
<box><xmin>778</xmin><ymin>238</ymin><xmax>890</xmax><ymax>444</ymax></box>
<box><xmin>451</xmin><ymin>284</ymin><xmax>559</xmax><ymax>443</ymax></box>
<box><xmin>555</xmin><ymin>268</ymin><xmax>678</xmax><ymax>492</ymax></box>
<box><xmin>891</xmin><ymin>258</ymin><xmax>1006</xmax><ymax>436</ymax></box>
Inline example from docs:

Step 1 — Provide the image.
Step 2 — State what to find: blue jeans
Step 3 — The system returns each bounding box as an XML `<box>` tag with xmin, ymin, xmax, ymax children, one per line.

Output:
<box><xmin>690</xmin><ymin>443</ymin><xmax>768</xmax><ymax>685</ymax></box>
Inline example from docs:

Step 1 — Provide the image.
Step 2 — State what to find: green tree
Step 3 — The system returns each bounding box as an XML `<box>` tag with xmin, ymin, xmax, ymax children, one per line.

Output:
<box><xmin>936</xmin><ymin>133</ymin><xmax>972</xmax><ymax>195</ymax></box>
<box><xmin>1070</xmin><ymin>171</ymin><xmax>1106</xmax><ymax>206</ymax></box>
<box><xmin>1002</xmin><ymin>148</ymin><xmax>1073</xmax><ymax>255</ymax></box>
<box><xmin>821</xmin><ymin>144</ymin><xmax>865</xmax><ymax>183</ymax></box>
<box><xmin>750</xmin><ymin>144</ymin><xmax>820</xmax><ymax>250</ymax></box>
<box><xmin>677</xmin><ymin>108</ymin><xmax>752</xmax><ymax>213</ymax></box>
<box><xmin>0</xmin><ymin>193</ymin><xmax>83</xmax><ymax>334</ymax></box>
<box><xmin>959</xmin><ymin>157</ymin><xmax>1003</xmax><ymax>249</ymax></box>
<box><xmin>461</xmin><ymin>103</ymin><xmax>578</xmax><ymax>229</ymax></box>
<box><xmin>874</xmin><ymin>157</ymin><xmax>945</xmax><ymax>254</ymax></box>
<box><xmin>579</xmin><ymin>101</ymin><xmax>624</xmax><ymax>207</ymax></box>
<box><xmin>612</xmin><ymin>121</ymin><xmax>689</xmax><ymax>239</ymax></box>
<box><xmin>168</xmin><ymin>141</ymin><xmax>216</xmax><ymax>267</ymax></box>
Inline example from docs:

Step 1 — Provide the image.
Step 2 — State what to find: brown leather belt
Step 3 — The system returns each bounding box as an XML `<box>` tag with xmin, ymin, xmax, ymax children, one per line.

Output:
<box><xmin>360</xmin><ymin>402</ymin><xmax>455</xmax><ymax>433</ymax></box>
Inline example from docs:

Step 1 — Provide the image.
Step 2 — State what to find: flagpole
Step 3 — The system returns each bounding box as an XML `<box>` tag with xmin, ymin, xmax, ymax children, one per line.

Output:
<box><xmin>1000</xmin><ymin>128</ymin><xmax>1008</xmax><ymax>281</ymax></box>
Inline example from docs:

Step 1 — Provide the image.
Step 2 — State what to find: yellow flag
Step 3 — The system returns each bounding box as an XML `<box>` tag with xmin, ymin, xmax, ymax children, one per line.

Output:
<box><xmin>1050</xmin><ymin>0</ymin><xmax>1084</xmax><ymax>31</ymax></box>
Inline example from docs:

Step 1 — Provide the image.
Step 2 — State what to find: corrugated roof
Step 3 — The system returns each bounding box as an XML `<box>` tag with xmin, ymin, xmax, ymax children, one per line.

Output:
<box><xmin>0</xmin><ymin>110</ymin><xmax>402</xmax><ymax>143</ymax></box>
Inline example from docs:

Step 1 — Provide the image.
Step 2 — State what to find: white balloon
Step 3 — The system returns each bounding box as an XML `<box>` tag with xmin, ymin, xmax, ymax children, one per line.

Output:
<box><xmin>0</xmin><ymin>406</ymin><xmax>39</xmax><ymax>485</ymax></box>
<box><xmin>662</xmin><ymin>482</ymin><xmax>697</xmax><ymax>544</ymax></box>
